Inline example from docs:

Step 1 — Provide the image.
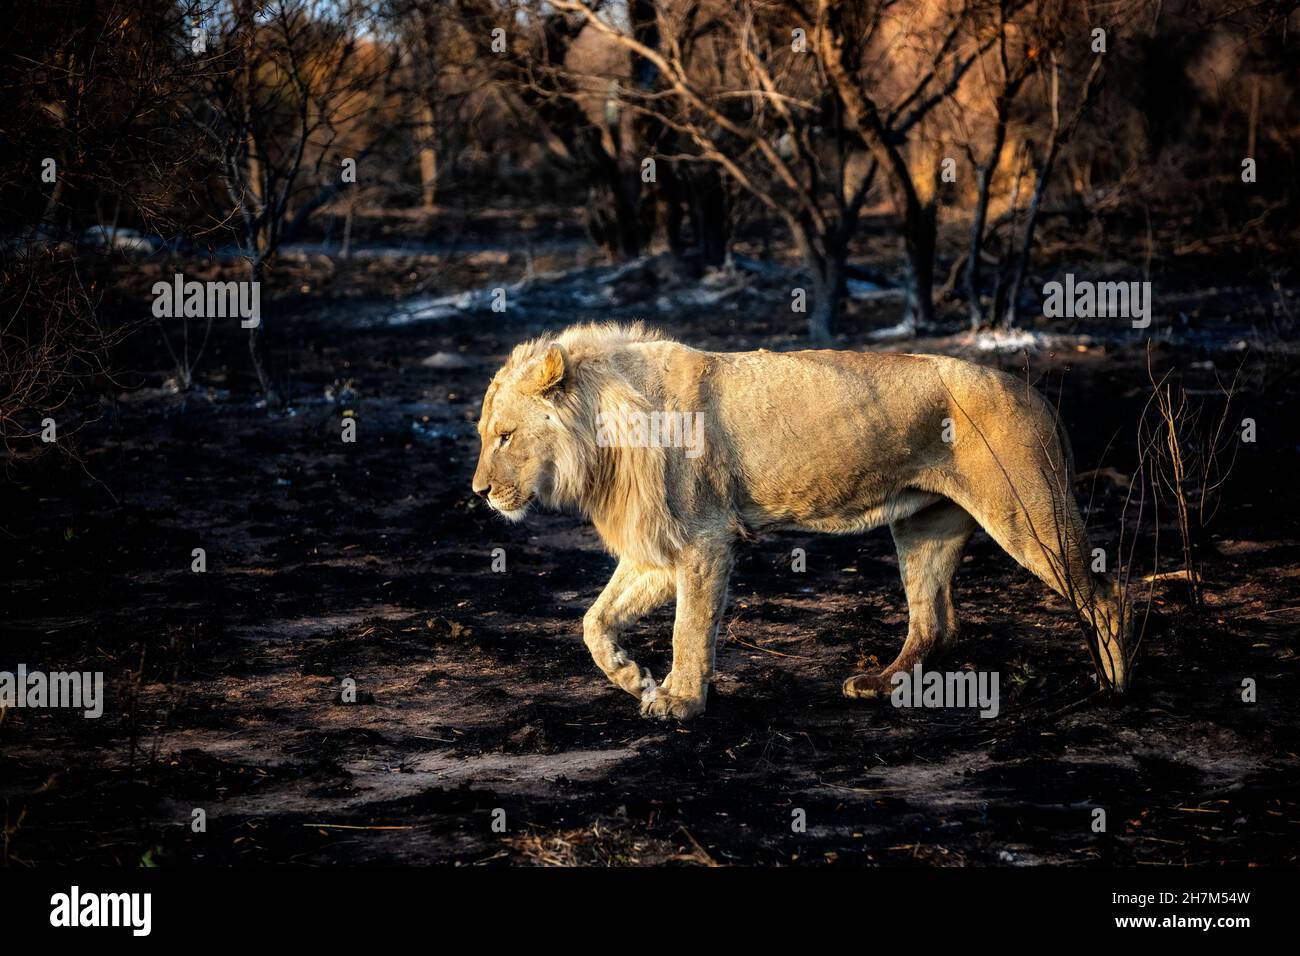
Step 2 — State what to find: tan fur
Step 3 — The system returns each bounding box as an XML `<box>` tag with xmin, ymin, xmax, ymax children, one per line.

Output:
<box><xmin>472</xmin><ymin>323</ymin><xmax>1133</xmax><ymax>720</ymax></box>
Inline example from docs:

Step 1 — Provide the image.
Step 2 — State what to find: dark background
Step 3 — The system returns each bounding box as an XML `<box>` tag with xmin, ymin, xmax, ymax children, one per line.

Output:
<box><xmin>1</xmin><ymin>0</ymin><xmax>1298</xmax><ymax>866</ymax></box>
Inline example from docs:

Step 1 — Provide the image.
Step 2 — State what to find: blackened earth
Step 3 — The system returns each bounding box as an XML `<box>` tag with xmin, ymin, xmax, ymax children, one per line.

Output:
<box><xmin>3</xmin><ymin>267</ymin><xmax>1299</xmax><ymax>866</ymax></box>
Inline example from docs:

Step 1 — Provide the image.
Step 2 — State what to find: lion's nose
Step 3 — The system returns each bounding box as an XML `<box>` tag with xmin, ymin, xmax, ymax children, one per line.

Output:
<box><xmin>472</xmin><ymin>480</ymin><xmax>491</xmax><ymax>499</ymax></box>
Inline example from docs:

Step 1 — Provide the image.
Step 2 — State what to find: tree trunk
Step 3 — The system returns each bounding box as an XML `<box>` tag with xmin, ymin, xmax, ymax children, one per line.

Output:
<box><xmin>809</xmin><ymin>264</ymin><xmax>841</xmax><ymax>342</ymax></box>
<box><xmin>38</xmin><ymin>156</ymin><xmax>66</xmax><ymax>239</ymax></box>
<box><xmin>690</xmin><ymin>169</ymin><xmax>728</xmax><ymax>267</ymax></box>
<box><xmin>802</xmin><ymin>234</ymin><xmax>844</xmax><ymax>343</ymax></box>
<box><xmin>1005</xmin><ymin>53</ymin><xmax>1104</xmax><ymax>327</ymax></box>
<box><xmin>341</xmin><ymin>197</ymin><xmax>355</xmax><ymax>259</ymax></box>
<box><xmin>902</xmin><ymin>202</ymin><xmax>937</xmax><ymax>330</ymax></box>
<box><xmin>967</xmin><ymin>122</ymin><xmax>1007</xmax><ymax>330</ymax></box>
<box><xmin>247</xmin><ymin>257</ymin><xmax>278</xmax><ymax>405</ymax></box>
<box><xmin>816</xmin><ymin>0</ymin><xmax>933</xmax><ymax>333</ymax></box>
<box><xmin>416</xmin><ymin>101</ymin><xmax>438</xmax><ymax>209</ymax></box>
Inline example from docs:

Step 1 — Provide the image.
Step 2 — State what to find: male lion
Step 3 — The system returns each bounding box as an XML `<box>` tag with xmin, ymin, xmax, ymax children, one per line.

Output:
<box><xmin>472</xmin><ymin>323</ymin><xmax>1132</xmax><ymax>720</ymax></box>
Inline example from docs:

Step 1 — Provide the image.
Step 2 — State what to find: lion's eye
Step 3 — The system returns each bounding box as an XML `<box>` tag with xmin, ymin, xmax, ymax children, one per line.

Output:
<box><xmin>498</xmin><ymin>432</ymin><xmax>513</xmax><ymax>447</ymax></box>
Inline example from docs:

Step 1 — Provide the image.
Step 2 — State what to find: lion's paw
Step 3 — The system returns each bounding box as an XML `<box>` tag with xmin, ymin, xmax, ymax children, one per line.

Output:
<box><xmin>640</xmin><ymin>688</ymin><xmax>706</xmax><ymax>722</ymax></box>
<box><xmin>637</xmin><ymin>669</ymin><xmax>659</xmax><ymax>704</ymax></box>
<box><xmin>842</xmin><ymin>672</ymin><xmax>890</xmax><ymax>700</ymax></box>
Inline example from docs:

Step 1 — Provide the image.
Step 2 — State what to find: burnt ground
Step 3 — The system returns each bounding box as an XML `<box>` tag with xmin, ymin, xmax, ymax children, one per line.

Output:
<box><xmin>3</xmin><ymin>248</ymin><xmax>1300</xmax><ymax>867</ymax></box>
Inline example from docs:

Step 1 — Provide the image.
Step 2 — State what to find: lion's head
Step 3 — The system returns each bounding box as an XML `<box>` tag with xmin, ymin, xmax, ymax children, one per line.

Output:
<box><xmin>472</xmin><ymin>342</ymin><xmax>576</xmax><ymax>521</ymax></box>
<box><xmin>472</xmin><ymin>323</ymin><xmax>683</xmax><ymax>565</ymax></box>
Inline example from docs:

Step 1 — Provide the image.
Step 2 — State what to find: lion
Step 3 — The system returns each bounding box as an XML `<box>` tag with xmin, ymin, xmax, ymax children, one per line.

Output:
<box><xmin>471</xmin><ymin>322</ymin><xmax>1132</xmax><ymax>720</ymax></box>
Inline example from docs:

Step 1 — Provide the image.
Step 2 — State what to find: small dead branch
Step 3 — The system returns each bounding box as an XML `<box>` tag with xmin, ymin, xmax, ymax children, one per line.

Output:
<box><xmin>1140</xmin><ymin>344</ymin><xmax>1244</xmax><ymax>609</ymax></box>
<box><xmin>725</xmin><ymin>618</ymin><xmax>809</xmax><ymax>659</ymax></box>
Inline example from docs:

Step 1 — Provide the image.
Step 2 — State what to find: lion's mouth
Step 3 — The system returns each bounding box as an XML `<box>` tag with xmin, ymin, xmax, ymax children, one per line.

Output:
<box><xmin>489</xmin><ymin>493</ymin><xmax>534</xmax><ymax>521</ymax></box>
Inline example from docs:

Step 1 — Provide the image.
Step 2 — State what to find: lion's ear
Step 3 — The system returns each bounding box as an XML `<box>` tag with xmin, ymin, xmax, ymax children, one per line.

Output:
<box><xmin>526</xmin><ymin>344</ymin><xmax>570</xmax><ymax>398</ymax></box>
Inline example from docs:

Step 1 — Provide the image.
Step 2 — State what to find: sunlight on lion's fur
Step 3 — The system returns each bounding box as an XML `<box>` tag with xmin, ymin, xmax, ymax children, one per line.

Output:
<box><xmin>478</xmin><ymin>322</ymin><xmax>686</xmax><ymax>567</ymax></box>
<box><xmin>473</xmin><ymin>323</ymin><xmax>1133</xmax><ymax>719</ymax></box>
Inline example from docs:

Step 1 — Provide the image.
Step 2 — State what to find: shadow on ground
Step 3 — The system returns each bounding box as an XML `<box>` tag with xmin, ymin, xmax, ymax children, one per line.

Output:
<box><xmin>3</xmin><ymin>273</ymin><xmax>1299</xmax><ymax>866</ymax></box>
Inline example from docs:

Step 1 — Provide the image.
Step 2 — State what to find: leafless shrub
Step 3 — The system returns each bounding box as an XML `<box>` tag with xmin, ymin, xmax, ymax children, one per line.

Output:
<box><xmin>1139</xmin><ymin>345</ymin><xmax>1244</xmax><ymax>608</ymax></box>
<box><xmin>183</xmin><ymin>0</ymin><xmax>407</xmax><ymax>400</ymax></box>
<box><xmin>0</xmin><ymin>0</ymin><xmax>212</xmax><ymax>446</ymax></box>
<box><xmin>0</xmin><ymin>247</ymin><xmax>125</xmax><ymax>464</ymax></box>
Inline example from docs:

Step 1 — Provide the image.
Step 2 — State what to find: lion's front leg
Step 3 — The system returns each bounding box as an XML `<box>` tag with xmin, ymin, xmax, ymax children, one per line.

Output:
<box><xmin>583</xmin><ymin>560</ymin><xmax>674</xmax><ymax>699</ymax></box>
<box><xmin>642</xmin><ymin>544</ymin><xmax>732</xmax><ymax>722</ymax></box>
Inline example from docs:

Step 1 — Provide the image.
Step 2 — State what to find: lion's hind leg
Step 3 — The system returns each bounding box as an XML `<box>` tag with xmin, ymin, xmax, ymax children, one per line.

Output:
<box><xmin>940</xmin><ymin>415</ymin><xmax>1133</xmax><ymax>694</ymax></box>
<box><xmin>843</xmin><ymin>499</ymin><xmax>976</xmax><ymax>700</ymax></box>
